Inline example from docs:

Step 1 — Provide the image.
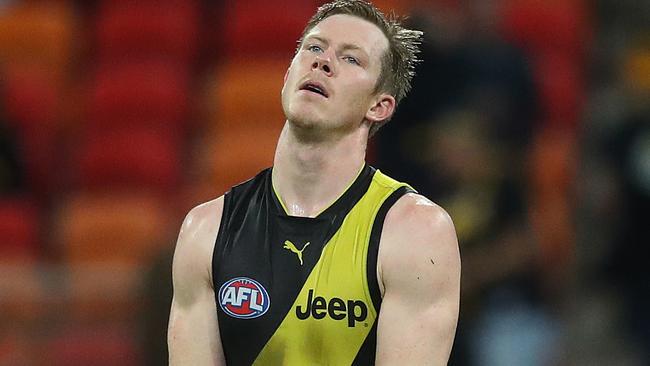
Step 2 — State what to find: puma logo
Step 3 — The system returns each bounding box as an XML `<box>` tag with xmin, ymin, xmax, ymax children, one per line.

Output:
<box><xmin>283</xmin><ymin>240</ymin><xmax>310</xmax><ymax>265</ymax></box>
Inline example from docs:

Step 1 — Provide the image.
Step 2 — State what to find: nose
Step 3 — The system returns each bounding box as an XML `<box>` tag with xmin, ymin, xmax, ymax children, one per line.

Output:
<box><xmin>312</xmin><ymin>56</ymin><xmax>333</xmax><ymax>76</ymax></box>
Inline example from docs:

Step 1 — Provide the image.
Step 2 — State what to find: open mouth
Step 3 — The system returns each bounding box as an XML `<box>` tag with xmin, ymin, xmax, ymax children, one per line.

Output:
<box><xmin>300</xmin><ymin>82</ymin><xmax>329</xmax><ymax>98</ymax></box>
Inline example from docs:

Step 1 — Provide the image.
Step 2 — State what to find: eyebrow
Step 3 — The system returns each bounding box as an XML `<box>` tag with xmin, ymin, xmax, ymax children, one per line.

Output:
<box><xmin>305</xmin><ymin>35</ymin><xmax>368</xmax><ymax>57</ymax></box>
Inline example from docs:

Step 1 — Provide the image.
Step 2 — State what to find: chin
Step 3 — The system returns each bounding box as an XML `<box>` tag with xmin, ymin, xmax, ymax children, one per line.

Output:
<box><xmin>284</xmin><ymin>103</ymin><xmax>325</xmax><ymax>129</ymax></box>
<box><xmin>288</xmin><ymin>116</ymin><xmax>324</xmax><ymax>132</ymax></box>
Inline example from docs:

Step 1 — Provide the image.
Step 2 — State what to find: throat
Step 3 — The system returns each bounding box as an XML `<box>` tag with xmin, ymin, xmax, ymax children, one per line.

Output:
<box><xmin>272</xmin><ymin>162</ymin><xmax>365</xmax><ymax>218</ymax></box>
<box><xmin>272</xmin><ymin>122</ymin><xmax>368</xmax><ymax>217</ymax></box>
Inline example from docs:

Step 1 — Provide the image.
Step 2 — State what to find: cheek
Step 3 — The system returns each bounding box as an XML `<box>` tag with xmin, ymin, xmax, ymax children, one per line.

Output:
<box><xmin>283</xmin><ymin>58</ymin><xmax>300</xmax><ymax>87</ymax></box>
<box><xmin>343</xmin><ymin>79</ymin><xmax>375</xmax><ymax>108</ymax></box>
<box><xmin>281</xmin><ymin>66</ymin><xmax>298</xmax><ymax>103</ymax></box>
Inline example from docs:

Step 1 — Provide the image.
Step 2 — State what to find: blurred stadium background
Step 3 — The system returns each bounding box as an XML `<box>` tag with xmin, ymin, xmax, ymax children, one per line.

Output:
<box><xmin>0</xmin><ymin>0</ymin><xmax>648</xmax><ymax>365</ymax></box>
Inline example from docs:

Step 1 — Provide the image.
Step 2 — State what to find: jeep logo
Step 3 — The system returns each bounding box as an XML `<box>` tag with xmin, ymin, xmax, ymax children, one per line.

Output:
<box><xmin>295</xmin><ymin>289</ymin><xmax>368</xmax><ymax>327</ymax></box>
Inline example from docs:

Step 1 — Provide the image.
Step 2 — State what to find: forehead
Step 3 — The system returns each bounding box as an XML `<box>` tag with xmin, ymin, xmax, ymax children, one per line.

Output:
<box><xmin>305</xmin><ymin>14</ymin><xmax>389</xmax><ymax>61</ymax></box>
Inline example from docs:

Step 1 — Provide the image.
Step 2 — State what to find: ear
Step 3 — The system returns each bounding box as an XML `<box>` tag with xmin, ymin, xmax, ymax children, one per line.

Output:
<box><xmin>365</xmin><ymin>94</ymin><xmax>396</xmax><ymax>123</ymax></box>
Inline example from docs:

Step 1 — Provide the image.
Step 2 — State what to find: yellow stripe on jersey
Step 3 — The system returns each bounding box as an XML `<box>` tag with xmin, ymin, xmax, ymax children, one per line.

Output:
<box><xmin>254</xmin><ymin>170</ymin><xmax>411</xmax><ymax>365</ymax></box>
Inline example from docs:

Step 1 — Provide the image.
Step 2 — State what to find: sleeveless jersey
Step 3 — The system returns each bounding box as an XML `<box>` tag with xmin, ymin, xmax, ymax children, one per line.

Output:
<box><xmin>212</xmin><ymin>165</ymin><xmax>414</xmax><ymax>365</ymax></box>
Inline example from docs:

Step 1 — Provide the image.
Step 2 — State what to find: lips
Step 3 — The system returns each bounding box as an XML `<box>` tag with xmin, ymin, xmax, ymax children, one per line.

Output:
<box><xmin>299</xmin><ymin>81</ymin><xmax>329</xmax><ymax>98</ymax></box>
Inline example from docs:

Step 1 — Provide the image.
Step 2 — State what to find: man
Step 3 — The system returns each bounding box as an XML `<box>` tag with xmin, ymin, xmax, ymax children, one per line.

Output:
<box><xmin>168</xmin><ymin>1</ymin><xmax>460</xmax><ymax>365</ymax></box>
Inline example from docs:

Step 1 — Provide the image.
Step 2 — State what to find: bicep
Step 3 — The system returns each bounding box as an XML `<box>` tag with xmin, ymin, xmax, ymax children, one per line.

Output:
<box><xmin>168</xmin><ymin>202</ymin><xmax>226</xmax><ymax>366</ymax></box>
<box><xmin>376</xmin><ymin>284</ymin><xmax>459</xmax><ymax>365</ymax></box>
<box><xmin>375</xmin><ymin>196</ymin><xmax>461</xmax><ymax>365</ymax></box>
<box><xmin>168</xmin><ymin>287</ymin><xmax>224</xmax><ymax>365</ymax></box>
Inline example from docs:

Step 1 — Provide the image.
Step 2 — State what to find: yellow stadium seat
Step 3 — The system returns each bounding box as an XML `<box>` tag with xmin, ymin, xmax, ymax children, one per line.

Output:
<box><xmin>624</xmin><ymin>47</ymin><xmax>650</xmax><ymax>94</ymax></box>
<box><xmin>0</xmin><ymin>1</ymin><xmax>76</xmax><ymax>78</ymax></box>
<box><xmin>55</xmin><ymin>192</ymin><xmax>173</xmax><ymax>265</ymax></box>
<box><xmin>205</xmin><ymin>59</ymin><xmax>289</xmax><ymax>131</ymax></box>
<box><xmin>197</xmin><ymin>125</ymin><xmax>281</xmax><ymax>195</ymax></box>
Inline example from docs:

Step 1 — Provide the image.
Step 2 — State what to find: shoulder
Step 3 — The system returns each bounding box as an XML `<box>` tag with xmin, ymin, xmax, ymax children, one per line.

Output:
<box><xmin>172</xmin><ymin>196</ymin><xmax>225</xmax><ymax>297</ymax></box>
<box><xmin>384</xmin><ymin>192</ymin><xmax>456</xmax><ymax>245</ymax></box>
<box><xmin>178</xmin><ymin>195</ymin><xmax>225</xmax><ymax>250</ymax></box>
<box><xmin>378</xmin><ymin>192</ymin><xmax>460</xmax><ymax>294</ymax></box>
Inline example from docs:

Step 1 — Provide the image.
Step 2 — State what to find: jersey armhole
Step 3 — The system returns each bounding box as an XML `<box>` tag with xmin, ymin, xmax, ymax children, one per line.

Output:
<box><xmin>366</xmin><ymin>186</ymin><xmax>415</xmax><ymax>312</ymax></box>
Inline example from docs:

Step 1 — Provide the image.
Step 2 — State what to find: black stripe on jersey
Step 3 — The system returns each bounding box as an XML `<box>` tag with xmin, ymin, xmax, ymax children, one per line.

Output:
<box><xmin>211</xmin><ymin>187</ymin><xmax>233</xmax><ymax>291</ymax></box>
<box><xmin>212</xmin><ymin>170</ymin><xmax>277</xmax><ymax>366</ymax></box>
<box><xmin>352</xmin><ymin>318</ymin><xmax>378</xmax><ymax>365</ymax></box>
<box><xmin>353</xmin><ymin>186</ymin><xmax>414</xmax><ymax>365</ymax></box>
<box><xmin>366</xmin><ymin>186</ymin><xmax>415</xmax><ymax>313</ymax></box>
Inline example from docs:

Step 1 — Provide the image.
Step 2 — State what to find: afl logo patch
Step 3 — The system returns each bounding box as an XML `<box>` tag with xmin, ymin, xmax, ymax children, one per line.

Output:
<box><xmin>218</xmin><ymin>277</ymin><xmax>270</xmax><ymax>319</ymax></box>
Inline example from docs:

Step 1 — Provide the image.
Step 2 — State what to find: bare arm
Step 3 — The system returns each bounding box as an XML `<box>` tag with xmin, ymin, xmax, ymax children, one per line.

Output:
<box><xmin>168</xmin><ymin>197</ymin><xmax>226</xmax><ymax>365</ymax></box>
<box><xmin>376</xmin><ymin>193</ymin><xmax>461</xmax><ymax>365</ymax></box>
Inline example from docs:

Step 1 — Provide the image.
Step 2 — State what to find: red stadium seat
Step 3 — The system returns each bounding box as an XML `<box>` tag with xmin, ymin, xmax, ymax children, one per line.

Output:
<box><xmin>0</xmin><ymin>198</ymin><xmax>40</xmax><ymax>262</ymax></box>
<box><xmin>3</xmin><ymin>68</ymin><xmax>59</xmax><ymax>130</ymax></box>
<box><xmin>533</xmin><ymin>54</ymin><xmax>584</xmax><ymax>128</ymax></box>
<box><xmin>220</xmin><ymin>1</ymin><xmax>318</xmax><ymax>58</ymax></box>
<box><xmin>86</xmin><ymin>60</ymin><xmax>190</xmax><ymax>134</ymax></box>
<box><xmin>95</xmin><ymin>0</ymin><xmax>199</xmax><ymax>64</ymax></box>
<box><xmin>3</xmin><ymin>67</ymin><xmax>65</xmax><ymax>197</ymax></box>
<box><xmin>500</xmin><ymin>0</ymin><xmax>590</xmax><ymax>58</ymax></box>
<box><xmin>41</xmin><ymin>325</ymin><xmax>141</xmax><ymax>366</ymax></box>
<box><xmin>74</xmin><ymin>127</ymin><xmax>182</xmax><ymax>192</ymax></box>
<box><xmin>0</xmin><ymin>331</ymin><xmax>38</xmax><ymax>365</ymax></box>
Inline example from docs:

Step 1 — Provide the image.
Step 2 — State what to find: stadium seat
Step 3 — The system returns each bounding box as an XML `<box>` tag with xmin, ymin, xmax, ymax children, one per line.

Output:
<box><xmin>533</xmin><ymin>54</ymin><xmax>584</xmax><ymax>128</ymax></box>
<box><xmin>0</xmin><ymin>1</ymin><xmax>75</xmax><ymax>78</ymax></box>
<box><xmin>74</xmin><ymin>127</ymin><xmax>182</xmax><ymax>192</ymax></box>
<box><xmin>220</xmin><ymin>1</ymin><xmax>318</xmax><ymax>58</ymax></box>
<box><xmin>624</xmin><ymin>47</ymin><xmax>650</xmax><ymax>94</ymax></box>
<box><xmin>0</xmin><ymin>198</ymin><xmax>40</xmax><ymax>262</ymax></box>
<box><xmin>205</xmin><ymin>59</ymin><xmax>288</xmax><ymax>131</ymax></box>
<box><xmin>86</xmin><ymin>60</ymin><xmax>190</xmax><ymax>134</ymax></box>
<box><xmin>0</xmin><ymin>263</ymin><xmax>46</xmax><ymax>326</ymax></box>
<box><xmin>500</xmin><ymin>0</ymin><xmax>589</xmax><ymax>58</ymax></box>
<box><xmin>62</xmin><ymin>262</ymin><xmax>145</xmax><ymax>322</ymax></box>
<box><xmin>200</xmin><ymin>126</ymin><xmax>280</xmax><ymax>194</ymax></box>
<box><xmin>529</xmin><ymin>128</ymin><xmax>576</xmax><ymax>268</ymax></box>
<box><xmin>41</xmin><ymin>325</ymin><xmax>141</xmax><ymax>366</ymax></box>
<box><xmin>54</xmin><ymin>191</ymin><xmax>174</xmax><ymax>320</ymax></box>
<box><xmin>95</xmin><ymin>0</ymin><xmax>199</xmax><ymax>64</ymax></box>
<box><xmin>0</xmin><ymin>328</ymin><xmax>38</xmax><ymax>365</ymax></box>
<box><xmin>3</xmin><ymin>67</ymin><xmax>63</xmax><ymax>197</ymax></box>
<box><xmin>3</xmin><ymin>68</ymin><xmax>59</xmax><ymax>131</ymax></box>
<box><xmin>55</xmin><ymin>191</ymin><xmax>172</xmax><ymax>266</ymax></box>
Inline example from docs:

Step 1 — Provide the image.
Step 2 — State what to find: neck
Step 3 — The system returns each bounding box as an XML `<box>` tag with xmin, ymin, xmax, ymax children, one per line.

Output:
<box><xmin>272</xmin><ymin>121</ymin><xmax>369</xmax><ymax>217</ymax></box>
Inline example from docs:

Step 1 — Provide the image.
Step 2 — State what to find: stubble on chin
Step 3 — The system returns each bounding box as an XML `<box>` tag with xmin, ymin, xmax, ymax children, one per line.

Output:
<box><xmin>283</xmin><ymin>97</ymin><xmax>323</xmax><ymax>129</ymax></box>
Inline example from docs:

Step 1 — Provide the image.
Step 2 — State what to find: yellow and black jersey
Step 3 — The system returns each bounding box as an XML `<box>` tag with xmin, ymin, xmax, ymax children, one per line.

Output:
<box><xmin>212</xmin><ymin>164</ymin><xmax>414</xmax><ymax>365</ymax></box>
